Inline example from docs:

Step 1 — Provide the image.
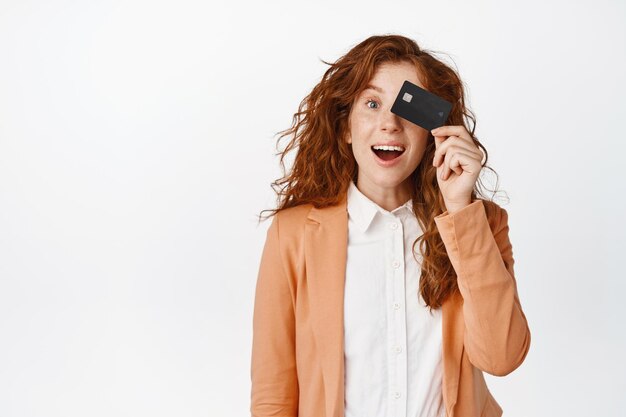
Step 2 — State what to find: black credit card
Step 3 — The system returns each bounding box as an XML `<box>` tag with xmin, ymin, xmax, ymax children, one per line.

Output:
<box><xmin>390</xmin><ymin>80</ymin><xmax>452</xmax><ymax>132</ymax></box>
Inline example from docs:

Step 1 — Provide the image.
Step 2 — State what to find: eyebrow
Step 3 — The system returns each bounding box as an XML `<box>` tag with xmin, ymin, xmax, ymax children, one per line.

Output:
<box><xmin>364</xmin><ymin>84</ymin><xmax>384</xmax><ymax>93</ymax></box>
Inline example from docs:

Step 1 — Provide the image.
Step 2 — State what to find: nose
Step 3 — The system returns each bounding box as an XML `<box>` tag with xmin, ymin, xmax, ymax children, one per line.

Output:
<box><xmin>380</xmin><ymin>109</ymin><xmax>402</xmax><ymax>133</ymax></box>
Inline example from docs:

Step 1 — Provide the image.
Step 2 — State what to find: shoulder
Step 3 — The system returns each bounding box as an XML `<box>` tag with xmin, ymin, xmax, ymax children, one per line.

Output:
<box><xmin>263</xmin><ymin>203</ymin><xmax>315</xmax><ymax>267</ymax></box>
<box><xmin>269</xmin><ymin>203</ymin><xmax>316</xmax><ymax>239</ymax></box>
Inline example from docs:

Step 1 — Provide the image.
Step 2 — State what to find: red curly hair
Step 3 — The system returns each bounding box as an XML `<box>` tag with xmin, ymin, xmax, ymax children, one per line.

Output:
<box><xmin>257</xmin><ymin>33</ymin><xmax>506</xmax><ymax>311</ymax></box>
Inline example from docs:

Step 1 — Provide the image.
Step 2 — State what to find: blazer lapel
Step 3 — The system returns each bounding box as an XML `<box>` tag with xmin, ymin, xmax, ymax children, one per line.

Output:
<box><xmin>305</xmin><ymin>192</ymin><xmax>349</xmax><ymax>417</ymax></box>
<box><xmin>305</xmin><ymin>192</ymin><xmax>463</xmax><ymax>417</ymax></box>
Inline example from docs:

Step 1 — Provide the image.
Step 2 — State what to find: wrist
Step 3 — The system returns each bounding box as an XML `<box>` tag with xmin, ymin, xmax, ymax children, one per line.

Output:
<box><xmin>444</xmin><ymin>199</ymin><xmax>472</xmax><ymax>214</ymax></box>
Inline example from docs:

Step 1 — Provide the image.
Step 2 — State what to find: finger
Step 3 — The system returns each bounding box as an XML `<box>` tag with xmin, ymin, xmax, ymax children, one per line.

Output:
<box><xmin>434</xmin><ymin>135</ymin><xmax>445</xmax><ymax>149</ymax></box>
<box><xmin>442</xmin><ymin>150</ymin><xmax>480</xmax><ymax>180</ymax></box>
<box><xmin>432</xmin><ymin>135</ymin><xmax>453</xmax><ymax>164</ymax></box>
<box><xmin>439</xmin><ymin>159</ymin><xmax>451</xmax><ymax>180</ymax></box>
<box><xmin>448</xmin><ymin>149</ymin><xmax>475</xmax><ymax>174</ymax></box>
<box><xmin>431</xmin><ymin>125</ymin><xmax>470</xmax><ymax>139</ymax></box>
<box><xmin>433</xmin><ymin>139</ymin><xmax>482</xmax><ymax>168</ymax></box>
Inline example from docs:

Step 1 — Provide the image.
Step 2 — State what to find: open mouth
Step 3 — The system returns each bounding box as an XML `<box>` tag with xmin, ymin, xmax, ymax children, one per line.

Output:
<box><xmin>371</xmin><ymin>146</ymin><xmax>405</xmax><ymax>161</ymax></box>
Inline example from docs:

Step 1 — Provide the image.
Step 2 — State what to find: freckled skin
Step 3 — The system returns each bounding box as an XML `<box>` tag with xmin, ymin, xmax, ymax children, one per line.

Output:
<box><xmin>345</xmin><ymin>61</ymin><xmax>430</xmax><ymax>212</ymax></box>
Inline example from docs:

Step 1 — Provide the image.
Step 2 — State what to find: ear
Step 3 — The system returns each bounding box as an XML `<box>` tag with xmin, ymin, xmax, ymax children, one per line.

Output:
<box><xmin>345</xmin><ymin>132</ymin><xmax>352</xmax><ymax>145</ymax></box>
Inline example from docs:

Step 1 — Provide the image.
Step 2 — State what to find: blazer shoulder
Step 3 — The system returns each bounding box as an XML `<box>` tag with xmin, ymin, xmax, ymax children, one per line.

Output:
<box><xmin>271</xmin><ymin>203</ymin><xmax>315</xmax><ymax>238</ymax></box>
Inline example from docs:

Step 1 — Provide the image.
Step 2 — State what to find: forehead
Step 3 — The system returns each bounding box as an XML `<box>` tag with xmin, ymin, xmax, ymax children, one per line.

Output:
<box><xmin>365</xmin><ymin>61</ymin><xmax>425</xmax><ymax>91</ymax></box>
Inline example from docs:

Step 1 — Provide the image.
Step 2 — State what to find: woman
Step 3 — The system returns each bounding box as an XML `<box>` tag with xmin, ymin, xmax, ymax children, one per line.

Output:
<box><xmin>250</xmin><ymin>34</ymin><xmax>531</xmax><ymax>417</ymax></box>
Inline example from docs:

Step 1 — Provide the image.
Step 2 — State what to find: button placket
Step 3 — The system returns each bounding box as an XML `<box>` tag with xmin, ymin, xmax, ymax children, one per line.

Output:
<box><xmin>389</xmin><ymin>214</ymin><xmax>407</xmax><ymax>416</ymax></box>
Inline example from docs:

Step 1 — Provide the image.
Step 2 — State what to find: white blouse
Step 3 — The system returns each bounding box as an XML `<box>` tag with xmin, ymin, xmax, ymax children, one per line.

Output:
<box><xmin>344</xmin><ymin>181</ymin><xmax>445</xmax><ymax>417</ymax></box>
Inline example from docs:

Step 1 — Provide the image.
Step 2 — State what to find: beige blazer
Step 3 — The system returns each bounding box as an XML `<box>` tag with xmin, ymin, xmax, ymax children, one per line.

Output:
<box><xmin>251</xmin><ymin>192</ymin><xmax>531</xmax><ymax>417</ymax></box>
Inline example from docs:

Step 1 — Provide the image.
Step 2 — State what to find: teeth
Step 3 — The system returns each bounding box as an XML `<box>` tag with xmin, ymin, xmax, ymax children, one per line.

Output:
<box><xmin>372</xmin><ymin>145</ymin><xmax>405</xmax><ymax>152</ymax></box>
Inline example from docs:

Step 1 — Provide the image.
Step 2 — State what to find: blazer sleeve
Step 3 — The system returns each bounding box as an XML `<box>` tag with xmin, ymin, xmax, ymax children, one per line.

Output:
<box><xmin>250</xmin><ymin>214</ymin><xmax>299</xmax><ymax>417</ymax></box>
<box><xmin>434</xmin><ymin>200</ymin><xmax>531</xmax><ymax>377</ymax></box>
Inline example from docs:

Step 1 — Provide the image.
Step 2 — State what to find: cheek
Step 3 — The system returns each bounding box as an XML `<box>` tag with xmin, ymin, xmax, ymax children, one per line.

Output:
<box><xmin>412</xmin><ymin>135</ymin><xmax>430</xmax><ymax>153</ymax></box>
<box><xmin>351</xmin><ymin>111</ymin><xmax>374</xmax><ymax>129</ymax></box>
<box><xmin>355</xmin><ymin>143</ymin><xmax>372</xmax><ymax>160</ymax></box>
<box><xmin>410</xmin><ymin>143</ymin><xmax>430</xmax><ymax>163</ymax></box>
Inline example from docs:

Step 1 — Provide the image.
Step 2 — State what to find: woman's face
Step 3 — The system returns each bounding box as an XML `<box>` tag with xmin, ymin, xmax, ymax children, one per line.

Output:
<box><xmin>345</xmin><ymin>61</ymin><xmax>430</xmax><ymax>201</ymax></box>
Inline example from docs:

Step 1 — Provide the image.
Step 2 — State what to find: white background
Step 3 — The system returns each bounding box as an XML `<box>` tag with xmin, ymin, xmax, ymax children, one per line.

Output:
<box><xmin>1</xmin><ymin>0</ymin><xmax>625</xmax><ymax>416</ymax></box>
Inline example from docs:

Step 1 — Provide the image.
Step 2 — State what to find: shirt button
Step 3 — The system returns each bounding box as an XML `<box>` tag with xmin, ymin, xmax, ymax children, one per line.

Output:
<box><xmin>394</xmin><ymin>346</ymin><xmax>402</xmax><ymax>353</ymax></box>
<box><xmin>393</xmin><ymin>302</ymin><xmax>400</xmax><ymax>310</ymax></box>
<box><xmin>394</xmin><ymin>392</ymin><xmax>401</xmax><ymax>399</ymax></box>
<box><xmin>389</xmin><ymin>222</ymin><xmax>398</xmax><ymax>230</ymax></box>
<box><xmin>392</xmin><ymin>260</ymin><xmax>400</xmax><ymax>269</ymax></box>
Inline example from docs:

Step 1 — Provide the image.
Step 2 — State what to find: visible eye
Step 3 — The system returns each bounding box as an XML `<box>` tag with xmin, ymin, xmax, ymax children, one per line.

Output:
<box><xmin>365</xmin><ymin>99</ymin><xmax>380</xmax><ymax>109</ymax></box>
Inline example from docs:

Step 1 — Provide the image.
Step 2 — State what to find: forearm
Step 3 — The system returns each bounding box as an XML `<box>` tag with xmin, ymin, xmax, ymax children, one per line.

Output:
<box><xmin>434</xmin><ymin>200</ymin><xmax>531</xmax><ymax>376</ymax></box>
